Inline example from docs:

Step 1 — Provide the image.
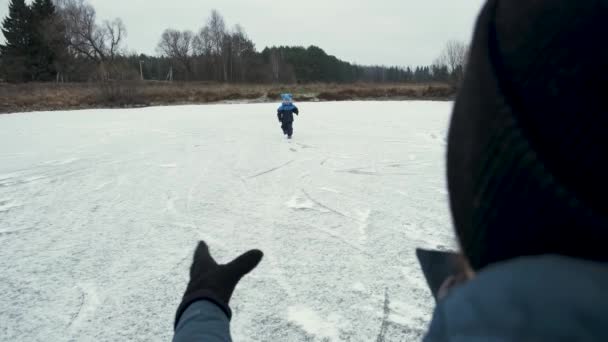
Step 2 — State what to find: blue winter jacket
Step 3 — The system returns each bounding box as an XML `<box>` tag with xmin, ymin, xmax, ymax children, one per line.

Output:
<box><xmin>424</xmin><ymin>255</ymin><xmax>608</xmax><ymax>341</ymax></box>
<box><xmin>173</xmin><ymin>301</ymin><xmax>231</xmax><ymax>342</ymax></box>
<box><xmin>277</xmin><ymin>103</ymin><xmax>299</xmax><ymax>123</ymax></box>
<box><xmin>173</xmin><ymin>256</ymin><xmax>608</xmax><ymax>341</ymax></box>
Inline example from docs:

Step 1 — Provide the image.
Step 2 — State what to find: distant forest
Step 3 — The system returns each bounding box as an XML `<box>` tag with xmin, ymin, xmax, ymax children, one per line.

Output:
<box><xmin>0</xmin><ymin>0</ymin><xmax>468</xmax><ymax>84</ymax></box>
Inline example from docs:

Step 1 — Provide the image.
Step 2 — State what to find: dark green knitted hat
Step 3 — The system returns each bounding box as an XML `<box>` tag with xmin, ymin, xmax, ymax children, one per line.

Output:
<box><xmin>448</xmin><ymin>0</ymin><xmax>608</xmax><ymax>270</ymax></box>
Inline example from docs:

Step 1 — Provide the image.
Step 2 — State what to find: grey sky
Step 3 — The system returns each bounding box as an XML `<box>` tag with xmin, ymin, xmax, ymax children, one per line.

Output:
<box><xmin>1</xmin><ymin>0</ymin><xmax>485</xmax><ymax>66</ymax></box>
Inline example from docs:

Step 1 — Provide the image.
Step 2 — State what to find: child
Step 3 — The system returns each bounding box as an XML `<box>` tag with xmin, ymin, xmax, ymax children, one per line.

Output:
<box><xmin>277</xmin><ymin>94</ymin><xmax>299</xmax><ymax>139</ymax></box>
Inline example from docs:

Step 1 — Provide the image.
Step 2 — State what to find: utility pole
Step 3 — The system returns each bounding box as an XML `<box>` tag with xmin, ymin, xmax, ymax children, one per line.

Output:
<box><xmin>166</xmin><ymin>66</ymin><xmax>173</xmax><ymax>82</ymax></box>
<box><xmin>139</xmin><ymin>60</ymin><xmax>144</xmax><ymax>81</ymax></box>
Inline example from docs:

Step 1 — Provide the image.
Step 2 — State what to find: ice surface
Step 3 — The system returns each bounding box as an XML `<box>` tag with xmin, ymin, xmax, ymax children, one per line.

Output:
<box><xmin>0</xmin><ymin>101</ymin><xmax>455</xmax><ymax>341</ymax></box>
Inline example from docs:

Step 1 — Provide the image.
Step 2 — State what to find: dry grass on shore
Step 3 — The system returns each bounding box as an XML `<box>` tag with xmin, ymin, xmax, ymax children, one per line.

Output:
<box><xmin>0</xmin><ymin>81</ymin><xmax>455</xmax><ymax>114</ymax></box>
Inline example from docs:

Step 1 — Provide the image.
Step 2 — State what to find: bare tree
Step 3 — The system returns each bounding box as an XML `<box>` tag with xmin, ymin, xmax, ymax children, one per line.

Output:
<box><xmin>229</xmin><ymin>24</ymin><xmax>254</xmax><ymax>82</ymax></box>
<box><xmin>206</xmin><ymin>10</ymin><xmax>227</xmax><ymax>81</ymax></box>
<box><xmin>190</xmin><ymin>12</ymin><xmax>254</xmax><ymax>82</ymax></box>
<box><xmin>157</xmin><ymin>29</ymin><xmax>194</xmax><ymax>78</ymax></box>
<box><xmin>207</xmin><ymin>10</ymin><xmax>226</xmax><ymax>56</ymax></box>
<box><xmin>55</xmin><ymin>0</ymin><xmax>126</xmax><ymax>65</ymax></box>
<box><xmin>103</xmin><ymin>18</ymin><xmax>126</xmax><ymax>61</ymax></box>
<box><xmin>436</xmin><ymin>40</ymin><xmax>468</xmax><ymax>85</ymax></box>
<box><xmin>193</xmin><ymin>27</ymin><xmax>212</xmax><ymax>56</ymax></box>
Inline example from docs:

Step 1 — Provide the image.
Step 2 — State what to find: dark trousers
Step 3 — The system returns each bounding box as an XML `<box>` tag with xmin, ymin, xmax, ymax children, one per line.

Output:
<box><xmin>281</xmin><ymin>121</ymin><xmax>293</xmax><ymax>137</ymax></box>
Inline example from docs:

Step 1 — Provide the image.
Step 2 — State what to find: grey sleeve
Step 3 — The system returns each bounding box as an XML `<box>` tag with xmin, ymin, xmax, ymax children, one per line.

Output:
<box><xmin>173</xmin><ymin>300</ymin><xmax>232</xmax><ymax>342</ymax></box>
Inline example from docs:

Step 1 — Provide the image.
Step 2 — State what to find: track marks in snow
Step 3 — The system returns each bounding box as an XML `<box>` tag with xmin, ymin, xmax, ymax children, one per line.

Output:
<box><xmin>68</xmin><ymin>290</ymin><xmax>86</xmax><ymax>328</ymax></box>
<box><xmin>287</xmin><ymin>306</ymin><xmax>342</xmax><ymax>341</ymax></box>
<box><xmin>94</xmin><ymin>181</ymin><xmax>114</xmax><ymax>191</ymax></box>
<box><xmin>337</xmin><ymin>167</ymin><xmax>379</xmax><ymax>176</ymax></box>
<box><xmin>42</xmin><ymin>157</ymin><xmax>80</xmax><ymax>166</ymax></box>
<box><xmin>286</xmin><ymin>192</ymin><xmax>323</xmax><ymax>212</ymax></box>
<box><xmin>0</xmin><ymin>172</ymin><xmax>48</xmax><ymax>187</ymax></box>
<box><xmin>248</xmin><ymin>160</ymin><xmax>294</xmax><ymax>179</ymax></box>
<box><xmin>302</xmin><ymin>190</ymin><xmax>350</xmax><ymax>219</ymax></box>
<box><xmin>336</xmin><ymin>167</ymin><xmax>417</xmax><ymax>177</ymax></box>
<box><xmin>67</xmin><ymin>285</ymin><xmax>100</xmax><ymax>330</ymax></box>
<box><xmin>289</xmin><ymin>190</ymin><xmax>372</xmax><ymax>244</ymax></box>
<box><xmin>376</xmin><ymin>288</ymin><xmax>391</xmax><ymax>342</ymax></box>
<box><xmin>307</xmin><ymin>224</ymin><xmax>375</xmax><ymax>258</ymax></box>
<box><xmin>0</xmin><ymin>198</ymin><xmax>23</xmax><ymax>213</ymax></box>
<box><xmin>296</xmin><ymin>143</ymin><xmax>315</xmax><ymax>149</ymax></box>
<box><xmin>0</xmin><ymin>226</ymin><xmax>33</xmax><ymax>237</ymax></box>
<box><xmin>320</xmin><ymin>187</ymin><xmax>340</xmax><ymax>194</ymax></box>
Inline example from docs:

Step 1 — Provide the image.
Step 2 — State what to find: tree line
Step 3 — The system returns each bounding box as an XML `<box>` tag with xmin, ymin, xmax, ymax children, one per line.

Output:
<box><xmin>0</xmin><ymin>0</ymin><xmax>468</xmax><ymax>84</ymax></box>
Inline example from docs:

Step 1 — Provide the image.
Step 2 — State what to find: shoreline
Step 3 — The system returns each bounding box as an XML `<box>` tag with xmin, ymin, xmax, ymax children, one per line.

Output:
<box><xmin>0</xmin><ymin>82</ymin><xmax>455</xmax><ymax>114</ymax></box>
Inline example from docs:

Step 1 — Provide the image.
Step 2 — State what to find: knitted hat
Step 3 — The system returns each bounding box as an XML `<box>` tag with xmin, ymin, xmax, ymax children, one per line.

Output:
<box><xmin>281</xmin><ymin>93</ymin><xmax>293</xmax><ymax>103</ymax></box>
<box><xmin>448</xmin><ymin>0</ymin><xmax>608</xmax><ymax>270</ymax></box>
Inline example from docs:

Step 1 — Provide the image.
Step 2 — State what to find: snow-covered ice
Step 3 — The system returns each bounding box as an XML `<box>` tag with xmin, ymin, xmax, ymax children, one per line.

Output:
<box><xmin>0</xmin><ymin>101</ymin><xmax>455</xmax><ymax>341</ymax></box>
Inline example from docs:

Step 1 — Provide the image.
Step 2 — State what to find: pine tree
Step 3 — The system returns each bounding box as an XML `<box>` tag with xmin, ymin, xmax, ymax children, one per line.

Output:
<box><xmin>30</xmin><ymin>0</ymin><xmax>59</xmax><ymax>80</ymax></box>
<box><xmin>1</xmin><ymin>0</ymin><xmax>33</xmax><ymax>82</ymax></box>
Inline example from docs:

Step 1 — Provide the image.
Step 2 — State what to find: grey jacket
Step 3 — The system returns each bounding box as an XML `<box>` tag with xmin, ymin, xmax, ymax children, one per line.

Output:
<box><xmin>174</xmin><ymin>256</ymin><xmax>608</xmax><ymax>342</ymax></box>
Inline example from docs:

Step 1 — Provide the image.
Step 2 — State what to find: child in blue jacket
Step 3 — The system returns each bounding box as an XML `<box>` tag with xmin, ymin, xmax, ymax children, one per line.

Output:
<box><xmin>277</xmin><ymin>94</ymin><xmax>299</xmax><ymax>139</ymax></box>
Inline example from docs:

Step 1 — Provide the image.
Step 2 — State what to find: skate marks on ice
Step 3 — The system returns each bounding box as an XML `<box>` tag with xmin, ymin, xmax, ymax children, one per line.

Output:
<box><xmin>301</xmin><ymin>189</ymin><xmax>371</xmax><ymax>236</ymax></box>
<box><xmin>327</xmin><ymin>157</ymin><xmax>426</xmax><ymax>177</ymax></box>
<box><xmin>285</xmin><ymin>190</ymin><xmax>374</xmax><ymax>256</ymax></box>
<box><xmin>283</xmin><ymin>289</ymin><xmax>424</xmax><ymax>342</ymax></box>
<box><xmin>286</xmin><ymin>305</ymin><xmax>344</xmax><ymax>341</ymax></box>
<box><xmin>0</xmin><ymin>198</ymin><xmax>24</xmax><ymax>213</ymax></box>
<box><xmin>336</xmin><ymin>167</ymin><xmax>379</xmax><ymax>176</ymax></box>
<box><xmin>0</xmin><ymin>224</ymin><xmax>34</xmax><ymax>237</ymax></box>
<box><xmin>285</xmin><ymin>191</ymin><xmax>324</xmax><ymax>213</ymax></box>
<box><xmin>67</xmin><ymin>285</ymin><xmax>101</xmax><ymax>330</ymax></box>
<box><xmin>375</xmin><ymin>289</ymin><xmax>427</xmax><ymax>342</ymax></box>
<box><xmin>41</xmin><ymin>157</ymin><xmax>81</xmax><ymax>167</ymax></box>
<box><xmin>319</xmin><ymin>187</ymin><xmax>340</xmax><ymax>194</ymax></box>
<box><xmin>287</xmin><ymin>186</ymin><xmax>372</xmax><ymax>239</ymax></box>
<box><xmin>296</xmin><ymin>142</ymin><xmax>315</xmax><ymax>149</ymax></box>
<box><xmin>247</xmin><ymin>160</ymin><xmax>295</xmax><ymax>179</ymax></box>
<box><xmin>335</xmin><ymin>164</ymin><xmax>420</xmax><ymax>177</ymax></box>
<box><xmin>302</xmin><ymin>190</ymin><xmax>348</xmax><ymax>218</ymax></box>
<box><xmin>0</xmin><ymin>171</ymin><xmax>49</xmax><ymax>188</ymax></box>
<box><xmin>376</xmin><ymin>288</ymin><xmax>391</xmax><ymax>342</ymax></box>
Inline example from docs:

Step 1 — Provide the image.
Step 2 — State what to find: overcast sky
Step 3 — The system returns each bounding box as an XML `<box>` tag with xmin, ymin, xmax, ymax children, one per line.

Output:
<box><xmin>1</xmin><ymin>0</ymin><xmax>485</xmax><ymax>66</ymax></box>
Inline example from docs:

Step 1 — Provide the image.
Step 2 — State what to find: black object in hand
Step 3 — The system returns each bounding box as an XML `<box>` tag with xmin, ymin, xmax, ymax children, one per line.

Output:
<box><xmin>174</xmin><ymin>241</ymin><xmax>264</xmax><ymax>329</ymax></box>
<box><xmin>416</xmin><ymin>248</ymin><xmax>465</xmax><ymax>301</ymax></box>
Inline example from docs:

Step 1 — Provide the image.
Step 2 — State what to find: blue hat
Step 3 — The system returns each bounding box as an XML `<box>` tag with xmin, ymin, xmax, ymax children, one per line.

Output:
<box><xmin>281</xmin><ymin>93</ymin><xmax>293</xmax><ymax>103</ymax></box>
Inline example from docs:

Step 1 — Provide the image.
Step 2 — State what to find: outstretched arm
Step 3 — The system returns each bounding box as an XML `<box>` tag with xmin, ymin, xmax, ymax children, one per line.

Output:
<box><xmin>173</xmin><ymin>242</ymin><xmax>263</xmax><ymax>342</ymax></box>
<box><xmin>174</xmin><ymin>301</ymin><xmax>231</xmax><ymax>342</ymax></box>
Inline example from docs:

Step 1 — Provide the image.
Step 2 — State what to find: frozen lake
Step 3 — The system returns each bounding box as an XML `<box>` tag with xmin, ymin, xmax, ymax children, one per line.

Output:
<box><xmin>0</xmin><ymin>101</ymin><xmax>456</xmax><ymax>341</ymax></box>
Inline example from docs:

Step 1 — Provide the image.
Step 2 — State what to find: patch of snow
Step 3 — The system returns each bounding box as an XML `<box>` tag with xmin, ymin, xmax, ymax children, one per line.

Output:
<box><xmin>287</xmin><ymin>306</ymin><xmax>341</xmax><ymax>341</ymax></box>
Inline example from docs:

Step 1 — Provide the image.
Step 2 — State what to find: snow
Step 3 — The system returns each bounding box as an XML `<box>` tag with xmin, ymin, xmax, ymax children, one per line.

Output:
<box><xmin>0</xmin><ymin>101</ymin><xmax>455</xmax><ymax>341</ymax></box>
